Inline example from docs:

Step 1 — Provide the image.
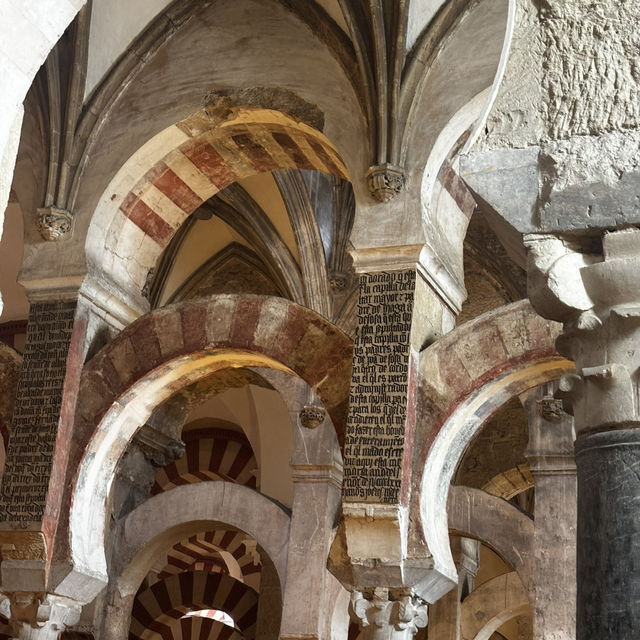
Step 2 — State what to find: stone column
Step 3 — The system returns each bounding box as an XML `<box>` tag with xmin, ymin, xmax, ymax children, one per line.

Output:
<box><xmin>526</xmin><ymin>228</ymin><xmax>640</xmax><ymax>638</ymax></box>
<box><xmin>280</xmin><ymin>462</ymin><xmax>342</xmax><ymax>640</ymax></box>
<box><xmin>426</xmin><ymin>538</ymin><xmax>479</xmax><ymax>640</ymax></box>
<box><xmin>521</xmin><ymin>385</ymin><xmax>576</xmax><ymax>640</ymax></box>
<box><xmin>256</xmin><ymin>549</ymin><xmax>283</xmax><ymax>640</ymax></box>
<box><xmin>280</xmin><ymin>406</ymin><xmax>343</xmax><ymax>640</ymax></box>
<box><xmin>95</xmin><ymin>590</ymin><xmax>134</xmax><ymax>640</ymax></box>
<box><xmin>253</xmin><ymin>370</ymin><xmax>345</xmax><ymax>640</ymax></box>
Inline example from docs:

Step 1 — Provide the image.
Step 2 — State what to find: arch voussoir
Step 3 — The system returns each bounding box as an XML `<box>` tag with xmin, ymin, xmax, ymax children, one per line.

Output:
<box><xmin>79</xmin><ymin>295</ymin><xmax>352</xmax><ymax>447</ymax></box>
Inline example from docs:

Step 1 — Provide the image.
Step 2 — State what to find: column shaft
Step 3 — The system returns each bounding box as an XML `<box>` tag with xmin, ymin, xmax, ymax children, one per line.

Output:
<box><xmin>575</xmin><ymin>429</ymin><xmax>640</xmax><ymax>638</ymax></box>
<box><xmin>523</xmin><ymin>389</ymin><xmax>576</xmax><ymax>640</ymax></box>
<box><xmin>280</xmin><ymin>468</ymin><xmax>342</xmax><ymax>640</ymax></box>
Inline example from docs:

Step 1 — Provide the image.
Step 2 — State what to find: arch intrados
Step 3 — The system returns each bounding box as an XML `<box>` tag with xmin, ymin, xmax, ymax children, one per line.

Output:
<box><xmin>161</xmin><ymin>529</ymin><xmax>259</xmax><ymax>584</ymax></box>
<box><xmin>65</xmin><ymin>296</ymin><xmax>350</xmax><ymax>602</ymax></box>
<box><xmin>173</xmin><ymin>617</ymin><xmax>244</xmax><ymax>640</ymax></box>
<box><xmin>482</xmin><ymin>465</ymin><xmax>534</xmax><ymax>501</ymax></box>
<box><xmin>72</xmin><ymin>294</ymin><xmax>350</xmax><ymax>464</ymax></box>
<box><xmin>131</xmin><ymin>570</ymin><xmax>258</xmax><ymax>639</ymax></box>
<box><xmin>461</xmin><ymin>570</ymin><xmax>529</xmax><ymax>640</ymax></box>
<box><xmin>406</xmin><ymin>0</ymin><xmax>514</xmax><ymax>167</ymax></box>
<box><xmin>69</xmin><ymin>353</ymin><xmax>286</xmax><ymax>597</ymax></box>
<box><xmin>448</xmin><ymin>485</ymin><xmax>533</xmax><ymax>595</ymax></box>
<box><xmin>413</xmin><ymin>301</ymin><xmax>571</xmax><ymax>600</ymax></box>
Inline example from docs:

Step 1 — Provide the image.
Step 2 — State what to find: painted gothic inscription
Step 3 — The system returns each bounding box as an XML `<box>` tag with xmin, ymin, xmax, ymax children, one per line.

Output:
<box><xmin>343</xmin><ymin>270</ymin><xmax>414</xmax><ymax>503</ymax></box>
<box><xmin>0</xmin><ymin>301</ymin><xmax>75</xmax><ymax>524</ymax></box>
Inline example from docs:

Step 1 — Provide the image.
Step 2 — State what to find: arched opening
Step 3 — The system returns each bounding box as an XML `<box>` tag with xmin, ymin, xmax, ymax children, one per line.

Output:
<box><xmin>59</xmin><ymin>295</ymin><xmax>351</xmax><ymax>602</ymax></box>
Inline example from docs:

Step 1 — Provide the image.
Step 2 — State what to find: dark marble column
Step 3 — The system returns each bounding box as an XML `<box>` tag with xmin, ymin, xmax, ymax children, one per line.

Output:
<box><xmin>575</xmin><ymin>429</ymin><xmax>640</xmax><ymax>637</ymax></box>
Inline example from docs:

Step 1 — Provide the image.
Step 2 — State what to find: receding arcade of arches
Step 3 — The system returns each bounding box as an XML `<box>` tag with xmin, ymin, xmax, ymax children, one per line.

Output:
<box><xmin>0</xmin><ymin>1</ymin><xmax>612</xmax><ymax>639</ymax></box>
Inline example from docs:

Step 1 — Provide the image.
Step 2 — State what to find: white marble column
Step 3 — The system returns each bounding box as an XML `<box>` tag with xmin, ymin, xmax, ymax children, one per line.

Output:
<box><xmin>351</xmin><ymin>588</ymin><xmax>428</xmax><ymax>640</ymax></box>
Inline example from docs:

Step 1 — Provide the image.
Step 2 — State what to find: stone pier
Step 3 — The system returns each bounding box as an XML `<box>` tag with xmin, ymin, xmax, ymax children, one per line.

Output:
<box><xmin>522</xmin><ymin>385</ymin><xmax>576</xmax><ymax>640</ymax></box>
<box><xmin>330</xmin><ymin>243</ymin><xmax>465</xmax><ymax>632</ymax></box>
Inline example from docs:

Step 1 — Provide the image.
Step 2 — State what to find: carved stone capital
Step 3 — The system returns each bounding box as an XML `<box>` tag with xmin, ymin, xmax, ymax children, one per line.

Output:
<box><xmin>299</xmin><ymin>405</ymin><xmax>326</xmax><ymax>429</ymax></box>
<box><xmin>9</xmin><ymin>592</ymin><xmax>45</xmax><ymax>631</ymax></box>
<box><xmin>531</xmin><ymin>229</ymin><xmax>640</xmax><ymax>433</ymax></box>
<box><xmin>366</xmin><ymin>164</ymin><xmax>405</xmax><ymax>203</ymax></box>
<box><xmin>526</xmin><ymin>229</ymin><xmax>640</xmax><ymax>334</ymax></box>
<box><xmin>524</xmin><ymin>233</ymin><xmax>597</xmax><ymax>328</ymax></box>
<box><xmin>9</xmin><ymin>594</ymin><xmax>81</xmax><ymax>638</ymax></box>
<box><xmin>351</xmin><ymin>588</ymin><xmax>428</xmax><ymax>640</ymax></box>
<box><xmin>36</xmin><ymin>207</ymin><xmax>74</xmax><ymax>241</ymax></box>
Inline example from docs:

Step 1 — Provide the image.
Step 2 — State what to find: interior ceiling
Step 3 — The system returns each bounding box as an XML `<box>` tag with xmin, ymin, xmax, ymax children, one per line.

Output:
<box><xmin>314</xmin><ymin>0</ymin><xmax>349</xmax><ymax>33</ymax></box>
<box><xmin>240</xmin><ymin>173</ymin><xmax>300</xmax><ymax>264</ymax></box>
<box><xmin>85</xmin><ymin>0</ymin><xmax>349</xmax><ymax>100</ymax></box>
<box><xmin>83</xmin><ymin>0</ymin><xmax>447</xmax><ymax>102</ymax></box>
<box><xmin>156</xmin><ymin>172</ymin><xmax>299</xmax><ymax>307</ymax></box>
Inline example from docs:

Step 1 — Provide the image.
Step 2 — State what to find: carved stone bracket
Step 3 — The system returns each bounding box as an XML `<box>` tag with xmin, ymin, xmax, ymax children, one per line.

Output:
<box><xmin>366</xmin><ymin>164</ymin><xmax>405</xmax><ymax>203</ymax></box>
<box><xmin>351</xmin><ymin>588</ymin><xmax>428</xmax><ymax>640</ymax></box>
<box><xmin>299</xmin><ymin>405</ymin><xmax>326</xmax><ymax>429</ymax></box>
<box><xmin>36</xmin><ymin>207</ymin><xmax>74</xmax><ymax>242</ymax></box>
<box><xmin>538</xmin><ymin>395</ymin><xmax>566</xmax><ymax>423</ymax></box>
<box><xmin>329</xmin><ymin>270</ymin><xmax>349</xmax><ymax>291</ymax></box>
<box><xmin>133</xmin><ymin>424</ymin><xmax>185</xmax><ymax>467</ymax></box>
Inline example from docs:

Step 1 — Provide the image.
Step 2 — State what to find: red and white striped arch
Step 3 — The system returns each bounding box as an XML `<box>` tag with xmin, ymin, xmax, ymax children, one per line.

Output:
<box><xmin>130</xmin><ymin>571</ymin><xmax>258</xmax><ymax>640</ymax></box>
<box><xmin>153</xmin><ymin>428</ymin><xmax>257</xmax><ymax>493</ymax></box>
<box><xmin>86</xmin><ymin>110</ymin><xmax>349</xmax><ymax>309</ymax></box>
<box><xmin>159</xmin><ymin>529</ymin><xmax>262</xmax><ymax>592</ymax></box>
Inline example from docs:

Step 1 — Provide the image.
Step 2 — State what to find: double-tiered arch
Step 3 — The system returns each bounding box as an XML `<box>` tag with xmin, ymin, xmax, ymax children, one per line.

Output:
<box><xmin>58</xmin><ymin>295</ymin><xmax>352</xmax><ymax>601</ymax></box>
